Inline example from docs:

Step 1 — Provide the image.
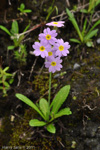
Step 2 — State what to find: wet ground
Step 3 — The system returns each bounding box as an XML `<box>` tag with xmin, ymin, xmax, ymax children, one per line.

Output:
<box><xmin>0</xmin><ymin>0</ymin><xmax>100</xmax><ymax>150</ymax></box>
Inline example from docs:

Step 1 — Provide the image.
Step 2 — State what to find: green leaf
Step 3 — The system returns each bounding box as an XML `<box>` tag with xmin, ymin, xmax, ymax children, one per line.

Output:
<box><xmin>66</xmin><ymin>8</ymin><xmax>83</xmax><ymax>42</ymax></box>
<box><xmin>15</xmin><ymin>94</ymin><xmax>45</xmax><ymax>120</ymax></box>
<box><xmin>0</xmin><ymin>86</ymin><xmax>3</xmax><ymax>89</ymax></box>
<box><xmin>84</xmin><ymin>29</ymin><xmax>98</xmax><ymax>41</ymax></box>
<box><xmin>46</xmin><ymin>123</ymin><xmax>56</xmax><ymax>134</ymax></box>
<box><xmin>7</xmin><ymin>45</ymin><xmax>15</xmax><ymax>50</ymax></box>
<box><xmin>5</xmin><ymin>73</ymin><xmax>12</xmax><ymax>77</ymax></box>
<box><xmin>86</xmin><ymin>41</ymin><xmax>93</xmax><ymax>47</ymax></box>
<box><xmin>53</xmin><ymin>107</ymin><xmax>72</xmax><ymax>120</ymax></box>
<box><xmin>16</xmin><ymin>35</ymin><xmax>24</xmax><ymax>46</ymax></box>
<box><xmin>17</xmin><ymin>8</ymin><xmax>22</xmax><ymax>11</ymax></box>
<box><xmin>9</xmin><ymin>78</ymin><xmax>14</xmax><ymax>84</ymax></box>
<box><xmin>23</xmin><ymin>24</ymin><xmax>30</xmax><ymax>32</ymax></box>
<box><xmin>82</xmin><ymin>19</ymin><xmax>87</xmax><ymax>37</ymax></box>
<box><xmin>0</xmin><ymin>25</ymin><xmax>11</xmax><ymax>36</ymax></box>
<box><xmin>3</xmin><ymin>82</ymin><xmax>10</xmax><ymax>87</ymax></box>
<box><xmin>88</xmin><ymin>20</ymin><xmax>100</xmax><ymax>33</ymax></box>
<box><xmin>3</xmin><ymin>67</ymin><xmax>9</xmax><ymax>72</ymax></box>
<box><xmin>70</xmin><ymin>38</ymin><xmax>80</xmax><ymax>43</ymax></box>
<box><xmin>23</xmin><ymin>10</ymin><xmax>32</xmax><ymax>13</ymax></box>
<box><xmin>50</xmin><ymin>85</ymin><xmax>70</xmax><ymax>115</ymax></box>
<box><xmin>11</xmin><ymin>20</ymin><xmax>19</xmax><ymax>34</ymax></box>
<box><xmin>95</xmin><ymin>0</ymin><xmax>100</xmax><ymax>6</ymax></box>
<box><xmin>39</xmin><ymin>98</ymin><xmax>50</xmax><ymax>121</ymax></box>
<box><xmin>29</xmin><ymin>119</ymin><xmax>46</xmax><ymax>127</ymax></box>
<box><xmin>20</xmin><ymin>3</ymin><xmax>25</xmax><ymax>10</ymax></box>
<box><xmin>80</xmin><ymin>9</ymin><xmax>88</xmax><ymax>13</ymax></box>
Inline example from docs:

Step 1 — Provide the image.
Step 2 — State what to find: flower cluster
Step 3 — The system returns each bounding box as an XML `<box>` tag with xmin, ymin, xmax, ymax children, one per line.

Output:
<box><xmin>32</xmin><ymin>21</ymin><xmax>70</xmax><ymax>73</ymax></box>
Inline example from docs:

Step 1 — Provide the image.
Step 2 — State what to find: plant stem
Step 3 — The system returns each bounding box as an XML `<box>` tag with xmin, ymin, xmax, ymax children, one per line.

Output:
<box><xmin>48</xmin><ymin>72</ymin><xmax>52</xmax><ymax>105</ymax></box>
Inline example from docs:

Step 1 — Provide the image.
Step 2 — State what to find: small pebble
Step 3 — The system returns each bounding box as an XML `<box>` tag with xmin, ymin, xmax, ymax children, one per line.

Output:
<box><xmin>97</xmin><ymin>38</ymin><xmax>100</xmax><ymax>44</ymax></box>
<box><xmin>73</xmin><ymin>63</ymin><xmax>80</xmax><ymax>70</ymax></box>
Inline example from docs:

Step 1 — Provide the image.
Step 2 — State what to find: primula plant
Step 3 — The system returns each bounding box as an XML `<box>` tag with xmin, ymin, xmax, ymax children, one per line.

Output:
<box><xmin>14</xmin><ymin>44</ymin><xmax>27</xmax><ymax>66</ymax></box>
<box><xmin>0</xmin><ymin>20</ymin><xmax>30</xmax><ymax>50</ymax></box>
<box><xmin>0</xmin><ymin>20</ymin><xmax>30</xmax><ymax>66</ymax></box>
<box><xmin>66</xmin><ymin>8</ymin><xmax>100</xmax><ymax>47</ymax></box>
<box><xmin>16</xmin><ymin>21</ymin><xmax>72</xmax><ymax>134</ymax></box>
<box><xmin>18</xmin><ymin>3</ymin><xmax>32</xmax><ymax>16</ymax></box>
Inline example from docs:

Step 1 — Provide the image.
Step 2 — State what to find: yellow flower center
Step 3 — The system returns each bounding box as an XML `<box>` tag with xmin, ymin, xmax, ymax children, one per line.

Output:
<box><xmin>48</xmin><ymin>52</ymin><xmax>53</xmax><ymax>56</ymax></box>
<box><xmin>59</xmin><ymin>45</ymin><xmax>64</xmax><ymax>51</ymax></box>
<box><xmin>51</xmin><ymin>61</ymin><xmax>56</xmax><ymax>66</ymax></box>
<box><xmin>46</xmin><ymin>34</ymin><xmax>51</xmax><ymax>40</ymax></box>
<box><xmin>40</xmin><ymin>46</ymin><xmax>45</xmax><ymax>51</ymax></box>
<box><xmin>53</xmin><ymin>22</ymin><xmax>58</xmax><ymax>25</ymax></box>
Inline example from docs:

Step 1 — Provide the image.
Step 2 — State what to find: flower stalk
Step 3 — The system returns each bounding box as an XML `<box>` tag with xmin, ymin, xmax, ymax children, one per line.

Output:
<box><xmin>48</xmin><ymin>72</ymin><xmax>52</xmax><ymax>105</ymax></box>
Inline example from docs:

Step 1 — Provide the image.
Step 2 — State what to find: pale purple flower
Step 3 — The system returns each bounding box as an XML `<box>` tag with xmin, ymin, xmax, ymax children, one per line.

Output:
<box><xmin>39</xmin><ymin>28</ymin><xmax>57</xmax><ymax>45</ymax></box>
<box><xmin>54</xmin><ymin>39</ymin><xmax>70</xmax><ymax>57</ymax></box>
<box><xmin>46</xmin><ymin>47</ymin><xmax>56</xmax><ymax>61</ymax></box>
<box><xmin>32</xmin><ymin>41</ymin><xmax>51</xmax><ymax>58</ymax></box>
<box><xmin>45</xmin><ymin>57</ymin><xmax>62</xmax><ymax>73</ymax></box>
<box><xmin>46</xmin><ymin>21</ymin><xmax>65</xmax><ymax>27</ymax></box>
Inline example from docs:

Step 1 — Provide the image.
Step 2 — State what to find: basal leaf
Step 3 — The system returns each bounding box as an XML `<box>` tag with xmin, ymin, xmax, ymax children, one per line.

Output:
<box><xmin>23</xmin><ymin>10</ymin><xmax>32</xmax><ymax>13</ymax></box>
<box><xmin>86</xmin><ymin>41</ymin><xmax>93</xmax><ymax>47</ymax></box>
<box><xmin>0</xmin><ymin>25</ymin><xmax>11</xmax><ymax>36</ymax></box>
<box><xmin>88</xmin><ymin>20</ymin><xmax>100</xmax><ymax>33</ymax></box>
<box><xmin>29</xmin><ymin>119</ymin><xmax>46</xmax><ymax>127</ymax></box>
<box><xmin>11</xmin><ymin>20</ymin><xmax>19</xmax><ymax>34</ymax></box>
<box><xmin>84</xmin><ymin>29</ymin><xmax>98</xmax><ymax>41</ymax></box>
<box><xmin>66</xmin><ymin>8</ymin><xmax>83</xmax><ymax>42</ymax></box>
<box><xmin>70</xmin><ymin>38</ymin><xmax>80</xmax><ymax>43</ymax></box>
<box><xmin>15</xmin><ymin>93</ymin><xmax>45</xmax><ymax>120</ymax></box>
<box><xmin>46</xmin><ymin>123</ymin><xmax>56</xmax><ymax>134</ymax></box>
<box><xmin>53</xmin><ymin>107</ymin><xmax>72</xmax><ymax>120</ymax></box>
<box><xmin>39</xmin><ymin>98</ymin><xmax>50</xmax><ymax>121</ymax></box>
<box><xmin>20</xmin><ymin>3</ymin><xmax>25</xmax><ymax>10</ymax></box>
<box><xmin>50</xmin><ymin>85</ymin><xmax>70</xmax><ymax>115</ymax></box>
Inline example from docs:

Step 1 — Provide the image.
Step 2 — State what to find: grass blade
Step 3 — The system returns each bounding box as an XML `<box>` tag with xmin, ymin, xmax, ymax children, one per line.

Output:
<box><xmin>70</xmin><ymin>38</ymin><xmax>80</xmax><ymax>43</ymax></box>
<box><xmin>84</xmin><ymin>29</ymin><xmax>98</xmax><ymax>41</ymax></box>
<box><xmin>66</xmin><ymin>8</ymin><xmax>83</xmax><ymax>42</ymax></box>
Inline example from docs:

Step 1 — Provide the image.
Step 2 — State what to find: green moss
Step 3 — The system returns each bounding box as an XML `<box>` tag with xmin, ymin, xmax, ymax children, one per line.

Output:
<box><xmin>8</xmin><ymin>108</ymin><xmax>62</xmax><ymax>149</ymax></box>
<box><xmin>0</xmin><ymin>116</ymin><xmax>12</xmax><ymax>147</ymax></box>
<box><xmin>32</xmin><ymin>74</ymin><xmax>57</xmax><ymax>96</ymax></box>
<box><xmin>9</xmin><ymin>108</ymin><xmax>37</xmax><ymax>146</ymax></box>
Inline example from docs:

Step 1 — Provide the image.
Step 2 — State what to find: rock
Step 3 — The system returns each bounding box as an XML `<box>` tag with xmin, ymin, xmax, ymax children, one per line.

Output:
<box><xmin>73</xmin><ymin>63</ymin><xmax>80</xmax><ymax>70</ymax></box>
<box><xmin>97</xmin><ymin>38</ymin><xmax>100</xmax><ymax>44</ymax></box>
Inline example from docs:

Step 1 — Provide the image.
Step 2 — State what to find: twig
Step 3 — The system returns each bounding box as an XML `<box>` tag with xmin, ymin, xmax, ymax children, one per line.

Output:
<box><xmin>66</xmin><ymin>0</ymin><xmax>70</xmax><ymax>7</ymax></box>
<box><xmin>8</xmin><ymin>0</ymin><xmax>11</xmax><ymax>5</ymax></box>
<box><xmin>17</xmin><ymin>70</ymin><xmax>24</xmax><ymax>86</ymax></box>
<box><xmin>77</xmin><ymin>0</ymin><xmax>81</xmax><ymax>6</ymax></box>
<box><xmin>28</xmin><ymin>57</ymin><xmax>38</xmax><ymax>80</ymax></box>
<box><xmin>16</xmin><ymin>23</ymin><xmax>46</xmax><ymax>39</ymax></box>
<box><xmin>82</xmin><ymin>99</ymin><xmax>97</xmax><ymax>111</ymax></box>
<box><xmin>51</xmin><ymin>3</ymin><xmax>89</xmax><ymax>20</ymax></box>
<box><xmin>82</xmin><ymin>105</ymin><xmax>97</xmax><ymax>111</ymax></box>
<box><xmin>38</xmin><ymin>63</ymin><xmax>44</xmax><ymax>78</ymax></box>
